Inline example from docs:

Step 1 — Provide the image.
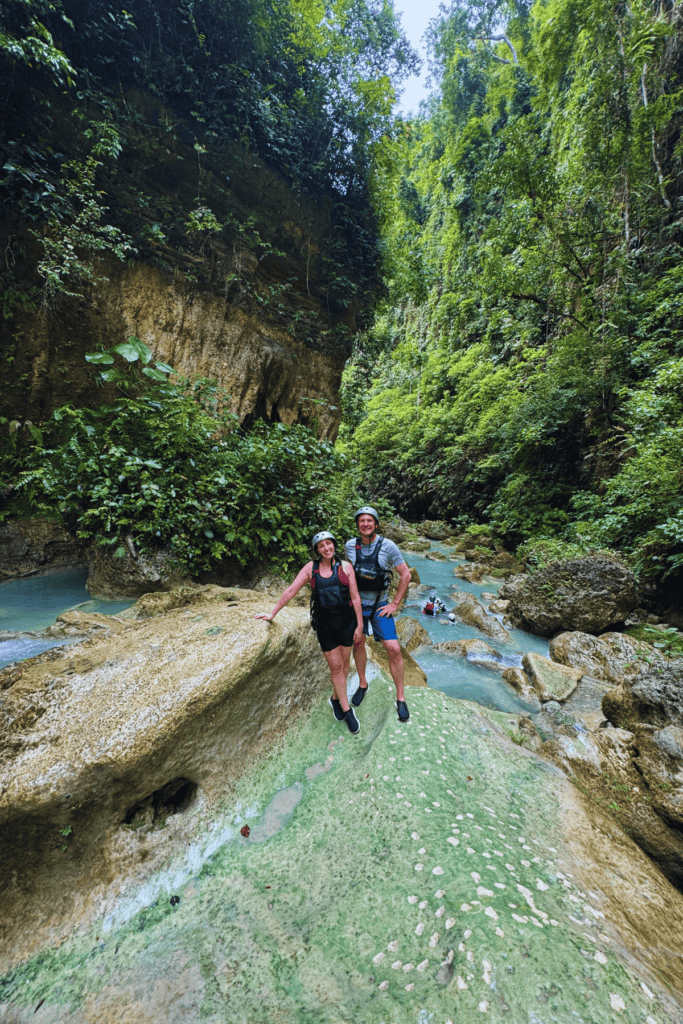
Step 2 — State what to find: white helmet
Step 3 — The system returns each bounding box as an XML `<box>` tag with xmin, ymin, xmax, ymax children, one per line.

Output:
<box><xmin>312</xmin><ymin>530</ymin><xmax>336</xmax><ymax>554</ymax></box>
<box><xmin>355</xmin><ymin>505</ymin><xmax>379</xmax><ymax>525</ymax></box>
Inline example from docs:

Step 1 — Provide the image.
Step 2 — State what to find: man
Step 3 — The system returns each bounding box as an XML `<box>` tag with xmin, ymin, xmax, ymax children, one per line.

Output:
<box><xmin>345</xmin><ymin>506</ymin><xmax>413</xmax><ymax>722</ymax></box>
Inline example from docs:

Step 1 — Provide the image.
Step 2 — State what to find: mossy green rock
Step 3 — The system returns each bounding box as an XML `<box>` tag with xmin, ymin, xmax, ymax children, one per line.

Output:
<box><xmin>2</xmin><ymin>677</ymin><xmax>682</xmax><ymax>1022</ymax></box>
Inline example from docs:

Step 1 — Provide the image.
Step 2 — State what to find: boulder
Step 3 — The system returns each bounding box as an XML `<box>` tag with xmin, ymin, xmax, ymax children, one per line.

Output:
<box><xmin>549</xmin><ymin>630</ymin><xmax>663</xmax><ymax>685</ymax></box>
<box><xmin>0</xmin><ymin>518</ymin><xmax>83</xmax><ymax>580</ymax></box>
<box><xmin>424</xmin><ymin>550</ymin><xmax>447</xmax><ymax>561</ymax></box>
<box><xmin>419</xmin><ymin>520</ymin><xmax>453</xmax><ymax>540</ymax></box>
<box><xmin>86</xmin><ymin>541</ymin><xmax>191</xmax><ymax>599</ymax></box>
<box><xmin>498</xmin><ymin>574</ymin><xmax>527</xmax><ymax>601</ymax></box>
<box><xmin>453</xmin><ymin>594</ymin><xmax>511</xmax><ymax>644</ymax></box>
<box><xmin>602</xmin><ymin>661</ymin><xmax>683</xmax><ymax>730</ymax></box>
<box><xmin>453</xmin><ymin>562</ymin><xmax>485</xmax><ymax>583</ymax></box>
<box><xmin>488</xmin><ymin>599</ymin><xmax>509</xmax><ymax>615</ymax></box>
<box><xmin>433</xmin><ymin>638</ymin><xmax>500</xmax><ymax>658</ymax></box>
<box><xmin>365</xmin><ymin>639</ymin><xmax>427</xmax><ymax>687</ymax></box>
<box><xmin>506</xmin><ymin>556</ymin><xmax>637</xmax><ymax>637</ymax></box>
<box><xmin>409</xmin><ymin>565</ymin><xmax>421</xmax><ymax>586</ymax></box>
<box><xmin>502</xmin><ymin>666</ymin><xmax>535</xmax><ymax>698</ymax></box>
<box><xmin>396</xmin><ymin>617</ymin><xmax>432</xmax><ymax>653</ymax></box>
<box><xmin>522</xmin><ymin>651</ymin><xmax>582</xmax><ymax>702</ymax></box>
<box><xmin>634</xmin><ymin>724</ymin><xmax>683</xmax><ymax>828</ymax></box>
<box><xmin>380</xmin><ymin>517</ymin><xmax>412</xmax><ymax>544</ymax></box>
<box><xmin>403</xmin><ymin>538</ymin><xmax>431</xmax><ymax>553</ymax></box>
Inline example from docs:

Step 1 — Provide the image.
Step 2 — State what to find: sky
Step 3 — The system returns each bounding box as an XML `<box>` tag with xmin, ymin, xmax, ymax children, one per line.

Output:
<box><xmin>394</xmin><ymin>0</ymin><xmax>445</xmax><ymax>115</ymax></box>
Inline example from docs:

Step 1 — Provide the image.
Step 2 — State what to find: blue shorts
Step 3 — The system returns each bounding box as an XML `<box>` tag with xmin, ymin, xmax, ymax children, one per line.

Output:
<box><xmin>361</xmin><ymin>601</ymin><xmax>398</xmax><ymax>642</ymax></box>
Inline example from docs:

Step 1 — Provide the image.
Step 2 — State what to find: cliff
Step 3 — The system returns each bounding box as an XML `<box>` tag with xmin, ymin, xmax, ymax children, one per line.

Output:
<box><xmin>2</xmin><ymin>91</ymin><xmax>365</xmax><ymax>440</ymax></box>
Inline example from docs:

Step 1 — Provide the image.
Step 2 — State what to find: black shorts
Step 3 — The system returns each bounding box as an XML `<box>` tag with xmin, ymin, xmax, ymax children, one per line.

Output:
<box><xmin>316</xmin><ymin>611</ymin><xmax>356</xmax><ymax>653</ymax></box>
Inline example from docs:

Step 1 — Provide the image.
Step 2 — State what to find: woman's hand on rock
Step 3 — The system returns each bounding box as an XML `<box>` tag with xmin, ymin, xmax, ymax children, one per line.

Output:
<box><xmin>255</xmin><ymin>612</ymin><xmax>275</xmax><ymax>622</ymax></box>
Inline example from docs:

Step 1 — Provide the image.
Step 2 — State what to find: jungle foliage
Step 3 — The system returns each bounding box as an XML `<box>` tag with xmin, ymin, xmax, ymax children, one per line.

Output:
<box><xmin>0</xmin><ymin>0</ymin><xmax>419</xmax><ymax>310</ymax></box>
<box><xmin>343</xmin><ymin>0</ymin><xmax>683</xmax><ymax>582</ymax></box>
<box><xmin>1</xmin><ymin>339</ymin><xmax>371</xmax><ymax>573</ymax></box>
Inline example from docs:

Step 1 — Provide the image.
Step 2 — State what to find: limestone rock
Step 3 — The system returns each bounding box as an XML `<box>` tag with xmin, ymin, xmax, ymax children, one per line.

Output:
<box><xmin>498</xmin><ymin>574</ymin><xmax>527</xmax><ymax>600</ymax></box>
<box><xmin>403</xmin><ymin>538</ymin><xmax>431</xmax><ymax>553</ymax></box>
<box><xmin>453</xmin><ymin>595</ymin><xmax>511</xmax><ymax>643</ymax></box>
<box><xmin>549</xmin><ymin>630</ymin><xmax>662</xmax><ymax>685</ymax></box>
<box><xmin>424</xmin><ymin>550</ymin><xmax>447</xmax><ymax>561</ymax></box>
<box><xmin>380</xmin><ymin>517</ymin><xmax>412</xmax><ymax>544</ymax></box>
<box><xmin>86</xmin><ymin>542</ymin><xmax>191</xmax><ymax>600</ymax></box>
<box><xmin>0</xmin><ymin>518</ymin><xmax>83</xmax><ymax>581</ymax></box>
<box><xmin>396</xmin><ymin>617</ymin><xmax>432</xmax><ymax>653</ymax></box>
<box><xmin>502</xmin><ymin>666</ymin><xmax>534</xmax><ymax>695</ymax></box>
<box><xmin>433</xmin><ymin>638</ymin><xmax>500</xmax><ymax>658</ymax></box>
<box><xmin>488</xmin><ymin>599</ymin><xmax>509</xmax><ymax>614</ymax></box>
<box><xmin>366</xmin><ymin>639</ymin><xmax>427</xmax><ymax>687</ymax></box>
<box><xmin>0</xmin><ymin>585</ymin><xmax>330</xmax><ymax>957</ymax></box>
<box><xmin>507</xmin><ymin>556</ymin><xmax>637</xmax><ymax>637</ymax></box>
<box><xmin>634</xmin><ymin>724</ymin><xmax>683</xmax><ymax>828</ymax></box>
<box><xmin>453</xmin><ymin>562</ymin><xmax>485</xmax><ymax>583</ymax></box>
<box><xmin>419</xmin><ymin>520</ymin><xmax>453</xmax><ymax>540</ymax></box>
<box><xmin>409</xmin><ymin>566</ymin><xmax>421</xmax><ymax>586</ymax></box>
<box><xmin>522</xmin><ymin>651</ymin><xmax>582</xmax><ymax>701</ymax></box>
<box><xmin>603</xmin><ymin>661</ymin><xmax>683</xmax><ymax>730</ymax></box>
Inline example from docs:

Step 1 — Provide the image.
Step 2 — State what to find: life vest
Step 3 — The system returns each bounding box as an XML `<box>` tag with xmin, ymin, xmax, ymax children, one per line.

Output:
<box><xmin>350</xmin><ymin>536</ymin><xmax>393</xmax><ymax>597</ymax></box>
<box><xmin>423</xmin><ymin>602</ymin><xmax>435</xmax><ymax>616</ymax></box>
<box><xmin>309</xmin><ymin>558</ymin><xmax>351</xmax><ymax>631</ymax></box>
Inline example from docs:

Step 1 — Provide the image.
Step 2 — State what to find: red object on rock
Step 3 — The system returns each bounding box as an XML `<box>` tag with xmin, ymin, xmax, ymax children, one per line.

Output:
<box><xmin>240</xmin><ymin>825</ymin><xmax>250</xmax><ymax>838</ymax></box>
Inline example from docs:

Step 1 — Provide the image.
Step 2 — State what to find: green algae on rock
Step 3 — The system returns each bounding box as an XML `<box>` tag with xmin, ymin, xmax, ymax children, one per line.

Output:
<box><xmin>2</xmin><ymin>672</ymin><xmax>682</xmax><ymax>1022</ymax></box>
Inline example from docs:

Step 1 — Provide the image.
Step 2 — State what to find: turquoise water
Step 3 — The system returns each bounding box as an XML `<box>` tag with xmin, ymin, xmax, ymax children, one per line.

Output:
<box><xmin>398</xmin><ymin>545</ymin><xmax>549</xmax><ymax>714</ymax></box>
<box><xmin>0</xmin><ymin>568</ymin><xmax>134</xmax><ymax>670</ymax></box>
<box><xmin>1</xmin><ymin>553</ymin><xmax>545</xmax><ymax>716</ymax></box>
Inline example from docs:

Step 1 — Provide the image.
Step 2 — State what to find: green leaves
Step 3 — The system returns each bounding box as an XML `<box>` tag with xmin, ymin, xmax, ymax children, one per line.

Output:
<box><xmin>114</xmin><ymin>338</ymin><xmax>153</xmax><ymax>364</ymax></box>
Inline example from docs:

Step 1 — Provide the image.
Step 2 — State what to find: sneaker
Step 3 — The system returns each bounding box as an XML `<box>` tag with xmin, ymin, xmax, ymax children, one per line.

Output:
<box><xmin>396</xmin><ymin>700</ymin><xmax>410</xmax><ymax>723</ymax></box>
<box><xmin>328</xmin><ymin>696</ymin><xmax>345</xmax><ymax>722</ymax></box>
<box><xmin>351</xmin><ymin>683</ymin><xmax>368</xmax><ymax>707</ymax></box>
<box><xmin>344</xmin><ymin>707</ymin><xmax>360</xmax><ymax>735</ymax></box>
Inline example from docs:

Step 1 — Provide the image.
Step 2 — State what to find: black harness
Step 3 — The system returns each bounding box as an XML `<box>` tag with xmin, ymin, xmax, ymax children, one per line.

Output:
<box><xmin>310</xmin><ymin>557</ymin><xmax>351</xmax><ymax>631</ymax></box>
<box><xmin>351</xmin><ymin>535</ymin><xmax>394</xmax><ymax>615</ymax></box>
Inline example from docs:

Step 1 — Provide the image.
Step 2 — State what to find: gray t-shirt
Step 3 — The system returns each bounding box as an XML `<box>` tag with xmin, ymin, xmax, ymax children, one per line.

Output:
<box><xmin>345</xmin><ymin>535</ymin><xmax>405</xmax><ymax>606</ymax></box>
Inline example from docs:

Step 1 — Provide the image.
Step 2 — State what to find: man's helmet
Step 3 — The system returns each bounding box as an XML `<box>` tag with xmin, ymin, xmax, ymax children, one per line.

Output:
<box><xmin>354</xmin><ymin>505</ymin><xmax>380</xmax><ymax>526</ymax></box>
<box><xmin>312</xmin><ymin>530</ymin><xmax>336</xmax><ymax>554</ymax></box>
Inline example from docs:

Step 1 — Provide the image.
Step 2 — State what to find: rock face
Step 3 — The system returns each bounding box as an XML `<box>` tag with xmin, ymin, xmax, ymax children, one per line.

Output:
<box><xmin>543</xmin><ymin>662</ymin><xmax>683</xmax><ymax>891</ymax></box>
<box><xmin>0</xmin><ymin>519</ymin><xmax>83</xmax><ymax>580</ymax></box>
<box><xmin>523</xmin><ymin>651</ymin><xmax>583</xmax><ymax>702</ymax></box>
<box><xmin>0</xmin><ymin>585</ymin><xmax>331</xmax><ymax>961</ymax></box>
<box><xmin>395</xmin><ymin>617</ymin><xmax>431</xmax><ymax>653</ymax></box>
<box><xmin>85</xmin><ymin>542</ymin><xmax>192</xmax><ymax>599</ymax></box>
<box><xmin>453</xmin><ymin>562</ymin><xmax>485</xmax><ymax>582</ymax></box>
<box><xmin>603</xmin><ymin>661</ymin><xmax>683</xmax><ymax>729</ymax></box>
<box><xmin>2</xmin><ymin>682</ymin><xmax>683</xmax><ymax>1021</ymax></box>
<box><xmin>418</xmin><ymin>520</ymin><xmax>453</xmax><ymax>540</ymax></box>
<box><xmin>454</xmin><ymin>594</ymin><xmax>511</xmax><ymax>644</ymax></box>
<box><xmin>507</xmin><ymin>556</ymin><xmax>637</xmax><ymax>637</ymax></box>
<box><xmin>549</xmin><ymin>630</ymin><xmax>662</xmax><ymax>685</ymax></box>
<box><xmin>5</xmin><ymin>93</ymin><xmax>357</xmax><ymax>441</ymax></box>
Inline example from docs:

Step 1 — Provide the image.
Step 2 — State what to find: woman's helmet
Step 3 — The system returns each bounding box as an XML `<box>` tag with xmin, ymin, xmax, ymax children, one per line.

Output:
<box><xmin>312</xmin><ymin>530</ymin><xmax>336</xmax><ymax>555</ymax></box>
<box><xmin>355</xmin><ymin>505</ymin><xmax>379</xmax><ymax>526</ymax></box>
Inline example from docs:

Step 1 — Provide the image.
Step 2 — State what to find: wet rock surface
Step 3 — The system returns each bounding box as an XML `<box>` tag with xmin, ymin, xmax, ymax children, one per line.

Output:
<box><xmin>507</xmin><ymin>556</ymin><xmax>637</xmax><ymax>637</ymax></box>
<box><xmin>85</xmin><ymin>542</ymin><xmax>191</xmax><ymax>599</ymax></box>
<box><xmin>541</xmin><ymin>662</ymin><xmax>683</xmax><ymax>892</ymax></box>
<box><xmin>453</xmin><ymin>594</ymin><xmax>511</xmax><ymax>644</ymax></box>
<box><xmin>522</xmin><ymin>651</ymin><xmax>582</xmax><ymax>702</ymax></box>
<box><xmin>0</xmin><ymin>585</ymin><xmax>331</xmax><ymax>964</ymax></box>
<box><xmin>395</xmin><ymin>617</ymin><xmax>432</xmax><ymax>653</ymax></box>
<box><xmin>1</xmin><ymin>678</ymin><xmax>683</xmax><ymax>1022</ymax></box>
<box><xmin>0</xmin><ymin>519</ymin><xmax>83</xmax><ymax>581</ymax></box>
<box><xmin>549</xmin><ymin>630</ymin><xmax>662</xmax><ymax>684</ymax></box>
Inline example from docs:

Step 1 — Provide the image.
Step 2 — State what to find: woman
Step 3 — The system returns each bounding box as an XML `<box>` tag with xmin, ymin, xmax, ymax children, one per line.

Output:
<box><xmin>254</xmin><ymin>531</ymin><xmax>364</xmax><ymax>734</ymax></box>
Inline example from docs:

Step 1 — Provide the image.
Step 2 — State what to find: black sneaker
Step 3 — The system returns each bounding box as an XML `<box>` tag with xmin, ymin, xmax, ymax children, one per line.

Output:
<box><xmin>344</xmin><ymin>707</ymin><xmax>360</xmax><ymax>735</ymax></box>
<box><xmin>351</xmin><ymin>684</ymin><xmax>368</xmax><ymax>708</ymax></box>
<box><xmin>328</xmin><ymin>696</ymin><xmax>345</xmax><ymax>722</ymax></box>
<box><xmin>396</xmin><ymin>700</ymin><xmax>410</xmax><ymax>723</ymax></box>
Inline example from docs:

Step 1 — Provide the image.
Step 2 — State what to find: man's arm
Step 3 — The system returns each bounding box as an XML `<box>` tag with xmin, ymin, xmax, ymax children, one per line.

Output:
<box><xmin>378</xmin><ymin>561</ymin><xmax>412</xmax><ymax>617</ymax></box>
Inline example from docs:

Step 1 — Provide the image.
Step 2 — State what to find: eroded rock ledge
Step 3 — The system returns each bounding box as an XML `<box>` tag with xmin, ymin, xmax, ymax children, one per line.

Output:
<box><xmin>0</xmin><ymin>585</ymin><xmax>328</xmax><ymax>965</ymax></box>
